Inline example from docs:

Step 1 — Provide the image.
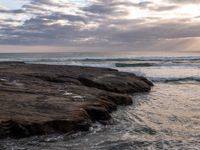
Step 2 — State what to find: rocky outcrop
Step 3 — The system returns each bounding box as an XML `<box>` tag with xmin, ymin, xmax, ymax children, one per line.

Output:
<box><xmin>0</xmin><ymin>62</ymin><xmax>153</xmax><ymax>138</ymax></box>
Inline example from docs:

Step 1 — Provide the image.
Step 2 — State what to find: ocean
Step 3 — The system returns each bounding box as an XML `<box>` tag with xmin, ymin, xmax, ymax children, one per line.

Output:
<box><xmin>1</xmin><ymin>52</ymin><xmax>200</xmax><ymax>150</ymax></box>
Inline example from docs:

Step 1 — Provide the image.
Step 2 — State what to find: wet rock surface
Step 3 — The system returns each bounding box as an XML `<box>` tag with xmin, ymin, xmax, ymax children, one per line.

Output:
<box><xmin>0</xmin><ymin>62</ymin><xmax>153</xmax><ymax>139</ymax></box>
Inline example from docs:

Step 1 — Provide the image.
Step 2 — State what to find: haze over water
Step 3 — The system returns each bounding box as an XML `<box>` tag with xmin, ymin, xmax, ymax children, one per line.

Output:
<box><xmin>0</xmin><ymin>52</ymin><xmax>200</xmax><ymax>149</ymax></box>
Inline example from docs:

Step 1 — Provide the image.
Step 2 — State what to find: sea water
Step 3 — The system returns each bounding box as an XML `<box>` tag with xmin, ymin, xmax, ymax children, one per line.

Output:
<box><xmin>0</xmin><ymin>52</ymin><xmax>200</xmax><ymax>150</ymax></box>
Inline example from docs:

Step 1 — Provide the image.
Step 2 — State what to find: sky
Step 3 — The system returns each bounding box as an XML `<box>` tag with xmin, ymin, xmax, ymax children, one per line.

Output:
<box><xmin>0</xmin><ymin>0</ymin><xmax>200</xmax><ymax>53</ymax></box>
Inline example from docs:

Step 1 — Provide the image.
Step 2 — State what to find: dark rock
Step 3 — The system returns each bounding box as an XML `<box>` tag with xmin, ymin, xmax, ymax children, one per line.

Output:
<box><xmin>0</xmin><ymin>62</ymin><xmax>153</xmax><ymax>139</ymax></box>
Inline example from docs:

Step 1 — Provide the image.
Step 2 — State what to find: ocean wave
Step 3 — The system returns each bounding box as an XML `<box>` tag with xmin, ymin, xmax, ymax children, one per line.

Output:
<box><xmin>1</xmin><ymin>56</ymin><xmax>200</xmax><ymax>63</ymax></box>
<box><xmin>115</xmin><ymin>63</ymin><xmax>156</xmax><ymax>67</ymax></box>
<box><xmin>27</xmin><ymin>56</ymin><xmax>200</xmax><ymax>62</ymax></box>
<box><xmin>71</xmin><ymin>56</ymin><xmax>200</xmax><ymax>62</ymax></box>
<box><xmin>115</xmin><ymin>62</ymin><xmax>200</xmax><ymax>68</ymax></box>
<box><xmin>150</xmin><ymin>77</ymin><xmax>200</xmax><ymax>83</ymax></box>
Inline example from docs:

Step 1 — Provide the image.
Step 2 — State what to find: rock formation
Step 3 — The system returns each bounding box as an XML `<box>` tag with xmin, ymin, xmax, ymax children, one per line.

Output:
<box><xmin>0</xmin><ymin>62</ymin><xmax>153</xmax><ymax>138</ymax></box>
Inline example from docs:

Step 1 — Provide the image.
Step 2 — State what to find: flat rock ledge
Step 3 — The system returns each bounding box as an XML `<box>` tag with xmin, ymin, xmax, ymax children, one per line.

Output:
<box><xmin>0</xmin><ymin>62</ymin><xmax>153</xmax><ymax>139</ymax></box>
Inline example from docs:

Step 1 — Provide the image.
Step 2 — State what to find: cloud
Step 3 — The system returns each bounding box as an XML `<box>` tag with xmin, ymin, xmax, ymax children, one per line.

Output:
<box><xmin>0</xmin><ymin>0</ymin><xmax>200</xmax><ymax>52</ymax></box>
<box><xmin>168</xmin><ymin>0</ymin><xmax>200</xmax><ymax>4</ymax></box>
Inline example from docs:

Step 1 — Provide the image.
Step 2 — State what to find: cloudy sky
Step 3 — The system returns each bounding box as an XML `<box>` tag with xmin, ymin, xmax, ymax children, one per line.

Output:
<box><xmin>0</xmin><ymin>0</ymin><xmax>200</xmax><ymax>52</ymax></box>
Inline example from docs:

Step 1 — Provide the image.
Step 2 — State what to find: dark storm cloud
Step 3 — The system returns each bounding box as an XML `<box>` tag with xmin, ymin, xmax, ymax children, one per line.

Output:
<box><xmin>0</xmin><ymin>9</ymin><xmax>25</xmax><ymax>14</ymax></box>
<box><xmin>151</xmin><ymin>5</ymin><xmax>178</xmax><ymax>11</ymax></box>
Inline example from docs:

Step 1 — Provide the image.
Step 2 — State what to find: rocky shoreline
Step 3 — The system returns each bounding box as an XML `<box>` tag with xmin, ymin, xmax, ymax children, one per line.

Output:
<box><xmin>0</xmin><ymin>62</ymin><xmax>153</xmax><ymax>139</ymax></box>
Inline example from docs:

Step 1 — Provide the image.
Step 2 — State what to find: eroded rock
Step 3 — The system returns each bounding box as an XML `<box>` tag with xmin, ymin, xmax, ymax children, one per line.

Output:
<box><xmin>0</xmin><ymin>62</ymin><xmax>153</xmax><ymax>138</ymax></box>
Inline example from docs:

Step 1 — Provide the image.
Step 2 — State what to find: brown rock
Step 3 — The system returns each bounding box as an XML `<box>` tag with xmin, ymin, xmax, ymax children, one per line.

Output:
<box><xmin>0</xmin><ymin>62</ymin><xmax>153</xmax><ymax>138</ymax></box>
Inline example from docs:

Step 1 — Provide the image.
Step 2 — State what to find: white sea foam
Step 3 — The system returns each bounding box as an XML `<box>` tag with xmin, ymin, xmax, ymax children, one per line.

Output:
<box><xmin>0</xmin><ymin>78</ymin><xmax>7</xmax><ymax>81</ymax></box>
<box><xmin>73</xmin><ymin>96</ymin><xmax>84</xmax><ymax>99</ymax></box>
<box><xmin>63</xmin><ymin>92</ymin><xmax>73</xmax><ymax>96</ymax></box>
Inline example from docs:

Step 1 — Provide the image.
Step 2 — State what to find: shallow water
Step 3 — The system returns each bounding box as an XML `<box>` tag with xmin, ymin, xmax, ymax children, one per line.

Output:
<box><xmin>1</xmin><ymin>52</ymin><xmax>200</xmax><ymax>149</ymax></box>
<box><xmin>1</xmin><ymin>82</ymin><xmax>200</xmax><ymax>150</ymax></box>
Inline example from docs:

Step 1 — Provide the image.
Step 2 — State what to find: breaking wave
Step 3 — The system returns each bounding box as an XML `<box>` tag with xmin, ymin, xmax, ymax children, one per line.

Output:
<box><xmin>150</xmin><ymin>77</ymin><xmax>200</xmax><ymax>83</ymax></box>
<box><xmin>115</xmin><ymin>63</ymin><xmax>156</xmax><ymax>67</ymax></box>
